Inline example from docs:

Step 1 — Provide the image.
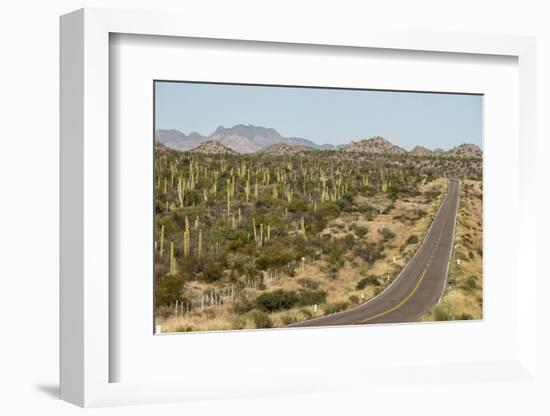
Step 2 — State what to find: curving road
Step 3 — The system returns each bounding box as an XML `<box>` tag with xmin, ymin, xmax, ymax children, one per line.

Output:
<box><xmin>290</xmin><ymin>179</ymin><xmax>460</xmax><ymax>327</ymax></box>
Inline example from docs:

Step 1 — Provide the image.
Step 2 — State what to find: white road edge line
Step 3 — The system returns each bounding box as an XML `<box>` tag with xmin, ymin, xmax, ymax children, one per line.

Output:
<box><xmin>437</xmin><ymin>179</ymin><xmax>460</xmax><ymax>304</ymax></box>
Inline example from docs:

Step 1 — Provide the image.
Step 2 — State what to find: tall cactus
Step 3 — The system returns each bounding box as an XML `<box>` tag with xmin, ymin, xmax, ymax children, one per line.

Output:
<box><xmin>197</xmin><ymin>229</ymin><xmax>202</xmax><ymax>257</ymax></box>
<box><xmin>159</xmin><ymin>224</ymin><xmax>165</xmax><ymax>258</ymax></box>
<box><xmin>169</xmin><ymin>241</ymin><xmax>176</xmax><ymax>275</ymax></box>
<box><xmin>252</xmin><ymin>217</ymin><xmax>258</xmax><ymax>244</ymax></box>
<box><xmin>245</xmin><ymin>179</ymin><xmax>251</xmax><ymax>203</ymax></box>
<box><xmin>260</xmin><ymin>223</ymin><xmax>264</xmax><ymax>246</ymax></box>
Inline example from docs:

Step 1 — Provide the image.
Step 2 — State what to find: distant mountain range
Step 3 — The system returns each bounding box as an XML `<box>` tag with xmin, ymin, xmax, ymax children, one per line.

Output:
<box><xmin>156</xmin><ymin>124</ymin><xmax>332</xmax><ymax>154</ymax></box>
<box><xmin>155</xmin><ymin>124</ymin><xmax>482</xmax><ymax>158</ymax></box>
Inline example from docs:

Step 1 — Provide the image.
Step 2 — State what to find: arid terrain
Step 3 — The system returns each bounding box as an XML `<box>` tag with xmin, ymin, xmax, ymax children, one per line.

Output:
<box><xmin>422</xmin><ymin>179</ymin><xmax>483</xmax><ymax>321</ymax></box>
<box><xmin>154</xmin><ymin>128</ymin><xmax>482</xmax><ymax>332</ymax></box>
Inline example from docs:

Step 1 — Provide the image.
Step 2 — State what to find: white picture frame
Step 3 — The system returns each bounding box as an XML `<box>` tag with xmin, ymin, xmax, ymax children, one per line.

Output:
<box><xmin>60</xmin><ymin>8</ymin><xmax>537</xmax><ymax>407</ymax></box>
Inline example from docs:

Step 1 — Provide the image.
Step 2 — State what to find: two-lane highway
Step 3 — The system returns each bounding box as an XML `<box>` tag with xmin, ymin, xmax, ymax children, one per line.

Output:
<box><xmin>290</xmin><ymin>179</ymin><xmax>460</xmax><ymax>327</ymax></box>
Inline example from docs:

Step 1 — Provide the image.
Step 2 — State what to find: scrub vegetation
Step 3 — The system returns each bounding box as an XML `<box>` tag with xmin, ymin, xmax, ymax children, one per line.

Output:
<box><xmin>154</xmin><ymin>143</ymin><xmax>482</xmax><ymax>332</ymax></box>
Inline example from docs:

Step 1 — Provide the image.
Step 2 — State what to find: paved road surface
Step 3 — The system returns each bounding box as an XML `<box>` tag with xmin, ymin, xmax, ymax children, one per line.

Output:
<box><xmin>290</xmin><ymin>179</ymin><xmax>460</xmax><ymax>327</ymax></box>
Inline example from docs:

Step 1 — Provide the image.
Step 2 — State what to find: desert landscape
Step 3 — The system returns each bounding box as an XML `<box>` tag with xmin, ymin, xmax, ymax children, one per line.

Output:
<box><xmin>153</xmin><ymin>124</ymin><xmax>483</xmax><ymax>332</ymax></box>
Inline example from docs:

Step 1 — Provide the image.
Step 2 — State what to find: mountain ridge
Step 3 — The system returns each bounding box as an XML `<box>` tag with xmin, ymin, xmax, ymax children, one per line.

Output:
<box><xmin>155</xmin><ymin>125</ymin><xmax>482</xmax><ymax>158</ymax></box>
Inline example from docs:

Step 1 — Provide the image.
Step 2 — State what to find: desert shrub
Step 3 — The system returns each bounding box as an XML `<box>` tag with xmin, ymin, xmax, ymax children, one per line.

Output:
<box><xmin>356</xmin><ymin>275</ymin><xmax>380</xmax><ymax>290</ymax></box>
<box><xmin>232</xmin><ymin>294</ymin><xmax>256</xmax><ymax>314</ymax></box>
<box><xmin>352</xmin><ymin>225</ymin><xmax>369</xmax><ymax>238</ymax></box>
<box><xmin>221</xmin><ymin>228</ymin><xmax>250</xmax><ymax>251</ymax></box>
<box><xmin>456</xmin><ymin>313</ymin><xmax>474</xmax><ymax>320</ymax></box>
<box><xmin>336</xmin><ymin>193</ymin><xmax>354</xmax><ymax>210</ymax></box>
<box><xmin>247</xmin><ymin>309</ymin><xmax>273</xmax><ymax>328</ymax></box>
<box><xmin>433</xmin><ymin>304</ymin><xmax>452</xmax><ymax>321</ymax></box>
<box><xmin>155</xmin><ymin>305</ymin><xmax>172</xmax><ymax>320</ymax></box>
<box><xmin>325</xmin><ymin>242</ymin><xmax>345</xmax><ymax>268</ymax></box>
<box><xmin>355</xmin><ymin>242</ymin><xmax>385</xmax><ymax>265</ymax></box>
<box><xmin>461</xmin><ymin>275</ymin><xmax>478</xmax><ymax>292</ymax></box>
<box><xmin>202</xmin><ymin>262</ymin><xmax>224</xmax><ymax>283</ymax></box>
<box><xmin>382</xmin><ymin>202</ymin><xmax>395</xmax><ymax>213</ymax></box>
<box><xmin>378</xmin><ymin>227</ymin><xmax>396</xmax><ymax>241</ymax></box>
<box><xmin>230</xmin><ymin>316</ymin><xmax>248</xmax><ymax>330</ymax></box>
<box><xmin>297</xmin><ymin>290</ymin><xmax>327</xmax><ymax>306</ymax></box>
<box><xmin>349</xmin><ymin>295</ymin><xmax>360</xmax><ymax>304</ymax></box>
<box><xmin>300</xmin><ymin>307</ymin><xmax>313</xmax><ymax>319</ymax></box>
<box><xmin>287</xmin><ymin>199</ymin><xmax>308</xmax><ymax>213</ymax></box>
<box><xmin>468</xmin><ymin>251</ymin><xmax>475</xmax><ymax>260</ymax></box>
<box><xmin>325</xmin><ymin>266</ymin><xmax>339</xmax><ymax>280</ymax></box>
<box><xmin>175</xmin><ymin>326</ymin><xmax>194</xmax><ymax>332</ymax></box>
<box><xmin>155</xmin><ymin>274</ymin><xmax>185</xmax><ymax>307</ymax></box>
<box><xmin>157</xmin><ymin>215</ymin><xmax>179</xmax><ymax>236</ymax></box>
<box><xmin>256</xmin><ymin>290</ymin><xmax>299</xmax><ymax>312</ymax></box>
<box><xmin>406</xmin><ymin>235</ymin><xmax>419</xmax><ymax>244</ymax></box>
<box><xmin>203</xmin><ymin>308</ymin><xmax>217</xmax><ymax>319</ymax></box>
<box><xmin>183</xmin><ymin>189</ymin><xmax>200</xmax><ymax>205</ymax></box>
<box><xmin>322</xmin><ymin>302</ymin><xmax>349</xmax><ymax>315</ymax></box>
<box><xmin>297</xmin><ymin>277</ymin><xmax>320</xmax><ymax>290</ymax></box>
<box><xmin>255</xmin><ymin>243</ymin><xmax>295</xmax><ymax>270</ymax></box>
<box><xmin>318</xmin><ymin>201</ymin><xmax>341</xmax><ymax>219</ymax></box>
<box><xmin>255</xmin><ymin>194</ymin><xmax>279</xmax><ymax>210</ymax></box>
<box><xmin>281</xmin><ymin>314</ymin><xmax>297</xmax><ymax>325</ymax></box>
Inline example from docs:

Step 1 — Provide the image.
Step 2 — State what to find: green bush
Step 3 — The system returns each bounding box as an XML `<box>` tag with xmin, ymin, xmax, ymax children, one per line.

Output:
<box><xmin>322</xmin><ymin>302</ymin><xmax>349</xmax><ymax>315</ymax></box>
<box><xmin>300</xmin><ymin>308</ymin><xmax>313</xmax><ymax>319</ymax></box>
<box><xmin>232</xmin><ymin>294</ymin><xmax>256</xmax><ymax>314</ymax></box>
<box><xmin>297</xmin><ymin>290</ymin><xmax>327</xmax><ymax>306</ymax></box>
<box><xmin>378</xmin><ymin>227</ymin><xmax>396</xmax><ymax>240</ymax></box>
<box><xmin>336</xmin><ymin>193</ymin><xmax>354</xmax><ymax>210</ymax></box>
<box><xmin>352</xmin><ymin>225</ymin><xmax>369</xmax><ymax>238</ymax></box>
<box><xmin>256</xmin><ymin>290</ymin><xmax>299</xmax><ymax>312</ymax></box>
<box><xmin>349</xmin><ymin>295</ymin><xmax>360</xmax><ymax>304</ymax></box>
<box><xmin>354</xmin><ymin>242</ymin><xmax>385</xmax><ymax>265</ymax></box>
<box><xmin>433</xmin><ymin>304</ymin><xmax>452</xmax><ymax>321</ymax></box>
<box><xmin>247</xmin><ymin>309</ymin><xmax>273</xmax><ymax>328</ymax></box>
<box><xmin>281</xmin><ymin>314</ymin><xmax>297</xmax><ymax>325</ymax></box>
<box><xmin>202</xmin><ymin>262</ymin><xmax>224</xmax><ymax>283</ymax></box>
<box><xmin>230</xmin><ymin>316</ymin><xmax>248</xmax><ymax>330</ymax></box>
<box><xmin>460</xmin><ymin>275</ymin><xmax>478</xmax><ymax>292</ymax></box>
<box><xmin>406</xmin><ymin>235</ymin><xmax>419</xmax><ymax>244</ymax></box>
<box><xmin>155</xmin><ymin>274</ymin><xmax>185</xmax><ymax>307</ymax></box>
<box><xmin>287</xmin><ymin>199</ymin><xmax>308</xmax><ymax>213</ymax></box>
<box><xmin>356</xmin><ymin>275</ymin><xmax>380</xmax><ymax>290</ymax></box>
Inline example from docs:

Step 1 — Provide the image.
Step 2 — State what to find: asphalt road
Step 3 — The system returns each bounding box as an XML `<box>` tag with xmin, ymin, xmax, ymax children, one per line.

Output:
<box><xmin>290</xmin><ymin>179</ymin><xmax>460</xmax><ymax>327</ymax></box>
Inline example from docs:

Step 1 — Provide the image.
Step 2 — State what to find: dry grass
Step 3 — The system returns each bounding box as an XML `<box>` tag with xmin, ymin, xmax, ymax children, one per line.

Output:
<box><xmin>422</xmin><ymin>179</ymin><xmax>483</xmax><ymax>321</ymax></box>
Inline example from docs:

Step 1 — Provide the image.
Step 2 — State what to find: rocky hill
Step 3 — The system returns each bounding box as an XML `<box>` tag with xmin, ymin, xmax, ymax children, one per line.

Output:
<box><xmin>189</xmin><ymin>140</ymin><xmax>236</xmax><ymax>155</ymax></box>
<box><xmin>446</xmin><ymin>143</ymin><xmax>482</xmax><ymax>158</ymax></box>
<box><xmin>409</xmin><ymin>145</ymin><xmax>433</xmax><ymax>157</ymax></box>
<box><xmin>256</xmin><ymin>143</ymin><xmax>315</xmax><ymax>156</ymax></box>
<box><xmin>344</xmin><ymin>136</ymin><xmax>406</xmax><ymax>155</ymax></box>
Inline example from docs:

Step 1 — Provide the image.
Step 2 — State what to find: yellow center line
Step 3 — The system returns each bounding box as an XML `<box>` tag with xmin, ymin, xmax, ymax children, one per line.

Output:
<box><xmin>360</xmin><ymin>268</ymin><xmax>428</xmax><ymax>323</ymax></box>
<box><xmin>358</xmin><ymin>207</ymin><xmax>452</xmax><ymax>323</ymax></box>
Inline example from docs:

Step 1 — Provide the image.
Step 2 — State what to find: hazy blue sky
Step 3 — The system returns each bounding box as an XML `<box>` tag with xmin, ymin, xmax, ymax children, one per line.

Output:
<box><xmin>155</xmin><ymin>81</ymin><xmax>483</xmax><ymax>151</ymax></box>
